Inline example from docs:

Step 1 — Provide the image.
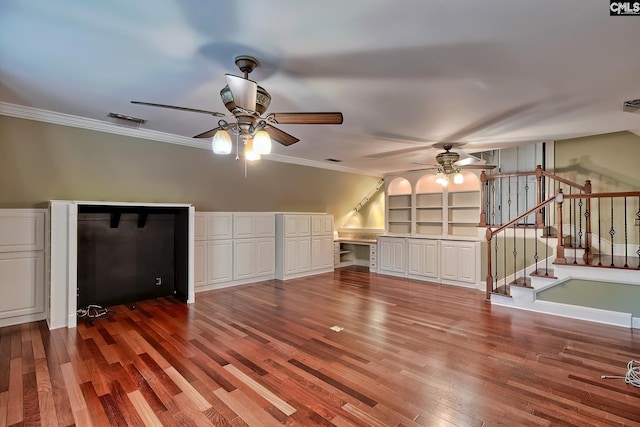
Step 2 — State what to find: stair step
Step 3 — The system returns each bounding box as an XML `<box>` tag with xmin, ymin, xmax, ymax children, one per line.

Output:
<box><xmin>530</xmin><ymin>269</ymin><xmax>557</xmax><ymax>279</ymax></box>
<box><xmin>510</xmin><ymin>277</ymin><xmax>532</xmax><ymax>288</ymax></box>
<box><xmin>494</xmin><ymin>285</ymin><xmax>511</xmax><ymax>296</ymax></box>
<box><xmin>555</xmin><ymin>255</ymin><xmax>640</xmax><ymax>270</ymax></box>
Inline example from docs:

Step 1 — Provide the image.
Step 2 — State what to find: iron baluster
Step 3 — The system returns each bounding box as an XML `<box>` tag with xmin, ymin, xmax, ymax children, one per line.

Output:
<box><xmin>578</xmin><ymin>193</ymin><xmax>583</xmax><ymax>248</ymax></box>
<box><xmin>609</xmin><ymin>197</ymin><xmax>615</xmax><ymax>267</ymax></box>
<box><xmin>584</xmin><ymin>198</ymin><xmax>591</xmax><ymax>264</ymax></box>
<box><xmin>624</xmin><ymin>197</ymin><xmax>628</xmax><ymax>268</ymax></box>
<box><xmin>598</xmin><ymin>198</ymin><xmax>602</xmax><ymax>266</ymax></box>
<box><xmin>545</xmin><ymin>205</ymin><xmax>550</xmax><ymax>276</ymax></box>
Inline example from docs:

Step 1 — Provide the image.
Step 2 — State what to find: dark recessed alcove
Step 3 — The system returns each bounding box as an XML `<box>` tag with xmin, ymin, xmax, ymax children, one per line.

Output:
<box><xmin>77</xmin><ymin>205</ymin><xmax>189</xmax><ymax>308</ymax></box>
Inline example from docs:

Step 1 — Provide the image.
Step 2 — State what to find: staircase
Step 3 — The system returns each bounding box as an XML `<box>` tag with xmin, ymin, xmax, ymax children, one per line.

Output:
<box><xmin>481</xmin><ymin>166</ymin><xmax>640</xmax><ymax>328</ymax></box>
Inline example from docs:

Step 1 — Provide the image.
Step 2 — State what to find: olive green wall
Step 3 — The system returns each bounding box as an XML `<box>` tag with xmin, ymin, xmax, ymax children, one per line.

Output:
<box><xmin>0</xmin><ymin>115</ymin><xmax>384</xmax><ymax>228</ymax></box>
<box><xmin>554</xmin><ymin>131</ymin><xmax>640</xmax><ymax>191</ymax></box>
<box><xmin>554</xmin><ymin>131</ymin><xmax>639</xmax><ymax>247</ymax></box>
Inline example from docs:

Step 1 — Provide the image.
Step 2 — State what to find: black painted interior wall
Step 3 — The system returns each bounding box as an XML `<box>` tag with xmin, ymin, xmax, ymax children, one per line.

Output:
<box><xmin>77</xmin><ymin>206</ymin><xmax>188</xmax><ymax>308</ymax></box>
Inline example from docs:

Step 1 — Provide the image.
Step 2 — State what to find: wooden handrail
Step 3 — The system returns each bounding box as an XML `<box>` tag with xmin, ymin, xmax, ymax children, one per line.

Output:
<box><xmin>485</xmin><ymin>195</ymin><xmax>556</xmax><ymax>301</ymax></box>
<box><xmin>540</xmin><ymin>170</ymin><xmax>587</xmax><ymax>192</ymax></box>
<box><xmin>487</xmin><ymin>196</ymin><xmax>556</xmax><ymax>239</ymax></box>
<box><xmin>563</xmin><ymin>191</ymin><xmax>640</xmax><ymax>199</ymax></box>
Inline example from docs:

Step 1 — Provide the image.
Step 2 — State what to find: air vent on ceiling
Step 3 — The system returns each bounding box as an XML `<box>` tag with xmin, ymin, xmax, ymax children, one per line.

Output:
<box><xmin>107</xmin><ymin>112</ymin><xmax>147</xmax><ymax>128</ymax></box>
<box><xmin>623</xmin><ymin>99</ymin><xmax>640</xmax><ymax>114</ymax></box>
<box><xmin>325</xmin><ymin>158</ymin><xmax>342</xmax><ymax>162</ymax></box>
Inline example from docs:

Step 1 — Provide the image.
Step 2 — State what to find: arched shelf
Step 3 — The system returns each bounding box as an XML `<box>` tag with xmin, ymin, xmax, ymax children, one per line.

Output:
<box><xmin>384</xmin><ymin>170</ymin><xmax>483</xmax><ymax>238</ymax></box>
<box><xmin>386</xmin><ymin>177</ymin><xmax>412</xmax><ymax>235</ymax></box>
<box><xmin>446</xmin><ymin>171</ymin><xmax>481</xmax><ymax>237</ymax></box>
<box><xmin>415</xmin><ymin>174</ymin><xmax>443</xmax><ymax>236</ymax></box>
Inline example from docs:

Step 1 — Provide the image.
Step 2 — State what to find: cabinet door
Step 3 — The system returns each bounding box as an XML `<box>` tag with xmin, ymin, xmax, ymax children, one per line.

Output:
<box><xmin>311</xmin><ymin>215</ymin><xmax>333</xmax><ymax>236</ymax></box>
<box><xmin>379</xmin><ymin>237</ymin><xmax>406</xmax><ymax>274</ymax></box>
<box><xmin>422</xmin><ymin>240</ymin><xmax>439</xmax><ymax>279</ymax></box>
<box><xmin>457</xmin><ymin>242</ymin><xmax>477</xmax><ymax>283</ymax></box>
<box><xmin>206</xmin><ymin>240</ymin><xmax>233</xmax><ymax>284</ymax></box>
<box><xmin>323</xmin><ymin>216</ymin><xmax>334</xmax><ymax>234</ymax></box>
<box><xmin>207</xmin><ymin>213</ymin><xmax>233</xmax><ymax>240</ymax></box>
<box><xmin>391</xmin><ymin>240</ymin><xmax>405</xmax><ymax>273</ymax></box>
<box><xmin>311</xmin><ymin>236</ymin><xmax>333</xmax><ymax>270</ymax></box>
<box><xmin>284</xmin><ymin>238</ymin><xmax>299</xmax><ymax>275</ymax></box>
<box><xmin>298</xmin><ymin>216</ymin><xmax>311</xmax><ymax>236</ymax></box>
<box><xmin>233</xmin><ymin>214</ymin><xmax>255</xmax><ymax>239</ymax></box>
<box><xmin>284</xmin><ymin>215</ymin><xmax>299</xmax><ymax>238</ymax></box>
<box><xmin>440</xmin><ymin>241</ymin><xmax>459</xmax><ymax>281</ymax></box>
<box><xmin>194</xmin><ymin>214</ymin><xmax>207</xmax><ymax>241</ymax></box>
<box><xmin>297</xmin><ymin>238</ymin><xmax>311</xmax><ymax>272</ymax></box>
<box><xmin>254</xmin><ymin>214</ymin><xmax>275</xmax><ymax>237</ymax></box>
<box><xmin>255</xmin><ymin>238</ymin><xmax>275</xmax><ymax>276</ymax></box>
<box><xmin>194</xmin><ymin>241</ymin><xmax>206</xmax><ymax>288</ymax></box>
<box><xmin>233</xmin><ymin>240</ymin><xmax>255</xmax><ymax>280</ymax></box>
<box><xmin>407</xmin><ymin>240</ymin><xmax>422</xmax><ymax>276</ymax></box>
<box><xmin>379</xmin><ymin>238</ymin><xmax>394</xmax><ymax>272</ymax></box>
<box><xmin>312</xmin><ymin>216</ymin><xmax>324</xmax><ymax>235</ymax></box>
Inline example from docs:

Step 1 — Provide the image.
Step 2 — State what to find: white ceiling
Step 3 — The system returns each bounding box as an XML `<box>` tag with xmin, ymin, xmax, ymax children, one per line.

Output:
<box><xmin>1</xmin><ymin>0</ymin><xmax>639</xmax><ymax>175</ymax></box>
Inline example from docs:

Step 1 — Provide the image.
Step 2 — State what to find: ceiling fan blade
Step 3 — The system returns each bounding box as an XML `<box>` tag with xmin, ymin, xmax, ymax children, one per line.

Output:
<box><xmin>264</xmin><ymin>125</ymin><xmax>300</xmax><ymax>146</ymax></box>
<box><xmin>225</xmin><ymin>74</ymin><xmax>257</xmax><ymax>111</ymax></box>
<box><xmin>131</xmin><ymin>101</ymin><xmax>225</xmax><ymax>117</ymax></box>
<box><xmin>460</xmin><ymin>164</ymin><xmax>497</xmax><ymax>170</ymax></box>
<box><xmin>193</xmin><ymin>123</ymin><xmax>237</xmax><ymax>139</ymax></box>
<box><xmin>269</xmin><ymin>112</ymin><xmax>343</xmax><ymax>125</ymax></box>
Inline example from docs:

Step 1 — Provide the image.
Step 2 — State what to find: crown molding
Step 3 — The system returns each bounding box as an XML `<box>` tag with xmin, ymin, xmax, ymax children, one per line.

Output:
<box><xmin>0</xmin><ymin>102</ymin><xmax>380</xmax><ymax>177</ymax></box>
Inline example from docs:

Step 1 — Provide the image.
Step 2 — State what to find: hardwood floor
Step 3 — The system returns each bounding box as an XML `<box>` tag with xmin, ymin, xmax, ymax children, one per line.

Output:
<box><xmin>2</xmin><ymin>267</ymin><xmax>639</xmax><ymax>426</ymax></box>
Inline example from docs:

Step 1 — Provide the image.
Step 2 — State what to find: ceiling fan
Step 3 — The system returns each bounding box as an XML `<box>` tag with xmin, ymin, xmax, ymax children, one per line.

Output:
<box><xmin>411</xmin><ymin>143</ymin><xmax>497</xmax><ymax>185</ymax></box>
<box><xmin>131</xmin><ymin>55</ymin><xmax>343</xmax><ymax>158</ymax></box>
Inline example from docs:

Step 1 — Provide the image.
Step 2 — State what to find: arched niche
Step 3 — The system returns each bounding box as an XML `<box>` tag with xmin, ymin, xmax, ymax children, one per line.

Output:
<box><xmin>387</xmin><ymin>177</ymin><xmax>412</xmax><ymax>195</ymax></box>
<box><xmin>416</xmin><ymin>174</ymin><xmax>440</xmax><ymax>194</ymax></box>
<box><xmin>448</xmin><ymin>170</ymin><xmax>480</xmax><ymax>192</ymax></box>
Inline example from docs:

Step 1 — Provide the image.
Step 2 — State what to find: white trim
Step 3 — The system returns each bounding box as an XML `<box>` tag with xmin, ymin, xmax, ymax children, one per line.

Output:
<box><xmin>49</xmin><ymin>200</ymin><xmax>195</xmax><ymax>329</ymax></box>
<box><xmin>0</xmin><ymin>102</ymin><xmax>380</xmax><ymax>177</ymax></box>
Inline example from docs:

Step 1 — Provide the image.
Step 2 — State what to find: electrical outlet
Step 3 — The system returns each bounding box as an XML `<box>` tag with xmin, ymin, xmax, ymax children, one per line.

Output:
<box><xmin>155</xmin><ymin>277</ymin><xmax>162</xmax><ymax>286</ymax></box>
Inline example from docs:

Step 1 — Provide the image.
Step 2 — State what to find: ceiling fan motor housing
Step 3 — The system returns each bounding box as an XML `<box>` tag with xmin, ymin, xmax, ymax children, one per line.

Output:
<box><xmin>220</xmin><ymin>85</ymin><xmax>271</xmax><ymax>115</ymax></box>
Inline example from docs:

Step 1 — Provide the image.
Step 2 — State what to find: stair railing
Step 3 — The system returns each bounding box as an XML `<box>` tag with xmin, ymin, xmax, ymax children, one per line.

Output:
<box><xmin>486</xmin><ymin>190</ymin><xmax>640</xmax><ymax>301</ymax></box>
<box><xmin>480</xmin><ymin>165</ymin><xmax>590</xmax><ymax>229</ymax></box>
<box><xmin>557</xmin><ymin>190</ymin><xmax>640</xmax><ymax>268</ymax></box>
<box><xmin>485</xmin><ymin>195</ymin><xmax>556</xmax><ymax>301</ymax></box>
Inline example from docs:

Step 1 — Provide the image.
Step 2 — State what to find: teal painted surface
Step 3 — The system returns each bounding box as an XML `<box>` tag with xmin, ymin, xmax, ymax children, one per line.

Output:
<box><xmin>537</xmin><ymin>279</ymin><xmax>640</xmax><ymax>316</ymax></box>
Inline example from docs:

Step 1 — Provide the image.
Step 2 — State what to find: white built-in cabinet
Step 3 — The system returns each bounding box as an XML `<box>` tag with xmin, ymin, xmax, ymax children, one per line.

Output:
<box><xmin>276</xmin><ymin>214</ymin><xmax>334</xmax><ymax>280</ymax></box>
<box><xmin>440</xmin><ymin>240</ymin><xmax>477</xmax><ymax>284</ymax></box>
<box><xmin>380</xmin><ymin>169</ymin><xmax>482</xmax><ymax>289</ymax></box>
<box><xmin>378</xmin><ymin>236</ymin><xmax>480</xmax><ymax>289</ymax></box>
<box><xmin>407</xmin><ymin>238</ymin><xmax>438</xmax><ymax>280</ymax></box>
<box><xmin>195</xmin><ymin>212</ymin><xmax>275</xmax><ymax>291</ymax></box>
<box><xmin>0</xmin><ymin>209</ymin><xmax>48</xmax><ymax>327</ymax></box>
<box><xmin>378</xmin><ymin>236</ymin><xmax>406</xmax><ymax>276</ymax></box>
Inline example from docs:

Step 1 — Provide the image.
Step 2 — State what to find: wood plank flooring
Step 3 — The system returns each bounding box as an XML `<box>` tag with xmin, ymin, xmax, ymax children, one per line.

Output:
<box><xmin>2</xmin><ymin>267</ymin><xmax>639</xmax><ymax>426</ymax></box>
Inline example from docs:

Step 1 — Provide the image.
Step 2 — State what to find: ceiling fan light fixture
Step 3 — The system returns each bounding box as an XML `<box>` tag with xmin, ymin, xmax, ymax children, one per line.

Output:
<box><xmin>252</xmin><ymin>130</ymin><xmax>272</xmax><ymax>155</ymax></box>
<box><xmin>244</xmin><ymin>140</ymin><xmax>261</xmax><ymax>161</ymax></box>
<box><xmin>212</xmin><ymin>130</ymin><xmax>232</xmax><ymax>155</ymax></box>
<box><xmin>453</xmin><ymin>170</ymin><xmax>464</xmax><ymax>184</ymax></box>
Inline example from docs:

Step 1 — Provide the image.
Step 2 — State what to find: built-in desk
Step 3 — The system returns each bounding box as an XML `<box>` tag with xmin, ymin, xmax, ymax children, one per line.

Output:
<box><xmin>333</xmin><ymin>239</ymin><xmax>377</xmax><ymax>270</ymax></box>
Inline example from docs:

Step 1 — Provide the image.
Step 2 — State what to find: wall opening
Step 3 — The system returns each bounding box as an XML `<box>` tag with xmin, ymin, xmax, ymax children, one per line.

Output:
<box><xmin>76</xmin><ymin>205</ymin><xmax>189</xmax><ymax>308</ymax></box>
